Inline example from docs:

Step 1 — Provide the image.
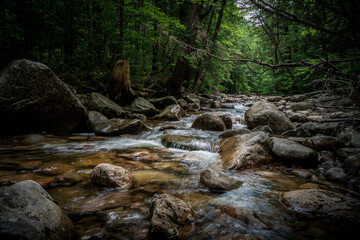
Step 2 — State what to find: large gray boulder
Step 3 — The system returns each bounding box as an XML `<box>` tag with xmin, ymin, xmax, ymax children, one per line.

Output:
<box><xmin>150</xmin><ymin>193</ymin><xmax>195</xmax><ymax>239</ymax></box>
<box><xmin>271</xmin><ymin>137</ymin><xmax>317</xmax><ymax>166</ymax></box>
<box><xmin>130</xmin><ymin>97</ymin><xmax>158</xmax><ymax>116</ymax></box>
<box><xmin>88</xmin><ymin>111</ymin><xmax>108</xmax><ymax>129</ymax></box>
<box><xmin>0</xmin><ymin>180</ymin><xmax>75</xmax><ymax>240</ymax></box>
<box><xmin>149</xmin><ymin>96</ymin><xmax>178</xmax><ymax>109</ymax></box>
<box><xmin>90</xmin><ymin>163</ymin><xmax>133</xmax><ymax>188</ymax></box>
<box><xmin>191</xmin><ymin>113</ymin><xmax>226</xmax><ymax>131</ymax></box>
<box><xmin>87</xmin><ymin>92</ymin><xmax>125</xmax><ymax>118</ymax></box>
<box><xmin>94</xmin><ymin>119</ymin><xmax>150</xmax><ymax>136</ymax></box>
<box><xmin>0</xmin><ymin>59</ymin><xmax>86</xmax><ymax>135</ymax></box>
<box><xmin>200</xmin><ymin>169</ymin><xmax>242</xmax><ymax>192</ymax></box>
<box><xmin>283</xmin><ymin>122</ymin><xmax>340</xmax><ymax>138</ymax></box>
<box><xmin>220</xmin><ymin>131</ymin><xmax>273</xmax><ymax>170</ymax></box>
<box><xmin>245</xmin><ymin>102</ymin><xmax>294</xmax><ymax>133</ymax></box>
<box><xmin>281</xmin><ymin>189</ymin><xmax>360</xmax><ymax>222</ymax></box>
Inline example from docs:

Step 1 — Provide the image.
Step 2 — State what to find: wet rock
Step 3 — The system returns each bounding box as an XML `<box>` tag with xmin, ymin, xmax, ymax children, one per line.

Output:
<box><xmin>153</xmin><ymin>104</ymin><xmax>185</xmax><ymax>121</ymax></box>
<box><xmin>200</xmin><ymin>169</ymin><xmax>242</xmax><ymax>192</ymax></box>
<box><xmin>88</xmin><ymin>111</ymin><xmax>108</xmax><ymax>128</ymax></box>
<box><xmin>302</xmin><ymin>135</ymin><xmax>340</xmax><ymax>151</ymax></box>
<box><xmin>267</xmin><ymin>96</ymin><xmax>283</xmax><ymax>102</ymax></box>
<box><xmin>184</xmin><ymin>93</ymin><xmax>200</xmax><ymax>104</ymax></box>
<box><xmin>218</xmin><ymin>115</ymin><xmax>232</xmax><ymax>129</ymax></box>
<box><xmin>283</xmin><ymin>122</ymin><xmax>340</xmax><ymax>138</ymax></box>
<box><xmin>150</xmin><ymin>193</ymin><xmax>195</xmax><ymax>239</ymax></box>
<box><xmin>88</xmin><ymin>92</ymin><xmax>125</xmax><ymax>118</ymax></box>
<box><xmin>177</xmin><ymin>99</ymin><xmax>188</xmax><ymax>109</ymax></box>
<box><xmin>287</xmin><ymin>94</ymin><xmax>307</xmax><ymax>102</ymax></box>
<box><xmin>271</xmin><ymin>137</ymin><xmax>317</xmax><ymax>167</ymax></box>
<box><xmin>215</xmin><ymin>205</ymin><xmax>268</xmax><ymax>230</ymax></box>
<box><xmin>289</xmin><ymin>113</ymin><xmax>309</xmax><ymax>123</ymax></box>
<box><xmin>220</xmin><ymin>131</ymin><xmax>273</xmax><ymax>170</ymax></box>
<box><xmin>90</xmin><ymin>163</ymin><xmax>133</xmax><ymax>188</ymax></box>
<box><xmin>245</xmin><ymin>102</ymin><xmax>294</xmax><ymax>133</ymax></box>
<box><xmin>81</xmin><ymin>228</ymin><xmax>111</xmax><ymax>240</ymax></box>
<box><xmin>343</xmin><ymin>154</ymin><xmax>360</xmax><ymax>177</ymax></box>
<box><xmin>210</xmin><ymin>100</ymin><xmax>222</xmax><ymax>108</ymax></box>
<box><xmin>325</xmin><ymin>167</ymin><xmax>347</xmax><ymax>182</ymax></box>
<box><xmin>275</xmin><ymin>99</ymin><xmax>286</xmax><ymax>107</ymax></box>
<box><xmin>161</xmin><ymin>135</ymin><xmax>215</xmax><ymax>151</ymax></box>
<box><xmin>158</xmin><ymin>124</ymin><xmax>177</xmax><ymax>131</ymax></box>
<box><xmin>128</xmin><ymin>113</ymin><xmax>147</xmax><ymax>121</ymax></box>
<box><xmin>130</xmin><ymin>97</ymin><xmax>158</xmax><ymax>116</ymax></box>
<box><xmin>0</xmin><ymin>180</ymin><xmax>75</xmax><ymax>239</ymax></box>
<box><xmin>337</xmin><ymin>127</ymin><xmax>360</xmax><ymax>148</ymax></box>
<box><xmin>119</xmin><ymin>151</ymin><xmax>163</xmax><ymax>162</ymax></box>
<box><xmin>290</xmin><ymin>169</ymin><xmax>313</xmax><ymax>178</ymax></box>
<box><xmin>0</xmin><ymin>59</ymin><xmax>86</xmax><ymax>135</ymax></box>
<box><xmin>192</xmin><ymin>113</ymin><xmax>226</xmax><ymax>131</ymax></box>
<box><xmin>220</xmin><ymin>128</ymin><xmax>250</xmax><ymax>139</ymax></box>
<box><xmin>281</xmin><ymin>189</ymin><xmax>360</xmax><ymax>222</ymax></box>
<box><xmin>252</xmin><ymin>125</ymin><xmax>273</xmax><ymax>136</ymax></box>
<box><xmin>94</xmin><ymin>119</ymin><xmax>150</xmax><ymax>136</ymax></box>
<box><xmin>149</xmin><ymin>96</ymin><xmax>178</xmax><ymax>109</ymax></box>
<box><xmin>336</xmin><ymin>148</ymin><xmax>360</xmax><ymax>159</ymax></box>
<box><xmin>187</xmin><ymin>103</ymin><xmax>200</xmax><ymax>112</ymax></box>
<box><xmin>288</xmin><ymin>101</ymin><xmax>313</xmax><ymax>111</ymax></box>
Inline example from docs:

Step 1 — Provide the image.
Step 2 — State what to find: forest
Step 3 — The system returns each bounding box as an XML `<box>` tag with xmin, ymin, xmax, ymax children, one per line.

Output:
<box><xmin>1</xmin><ymin>0</ymin><xmax>359</xmax><ymax>97</ymax></box>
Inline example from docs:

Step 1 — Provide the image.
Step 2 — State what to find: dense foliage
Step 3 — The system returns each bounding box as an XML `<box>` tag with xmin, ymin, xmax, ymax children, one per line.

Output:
<box><xmin>1</xmin><ymin>0</ymin><xmax>359</xmax><ymax>96</ymax></box>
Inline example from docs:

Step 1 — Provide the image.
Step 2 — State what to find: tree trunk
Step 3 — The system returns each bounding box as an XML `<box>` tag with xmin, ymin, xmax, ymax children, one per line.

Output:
<box><xmin>110</xmin><ymin>59</ymin><xmax>136</xmax><ymax>105</ymax></box>
<box><xmin>193</xmin><ymin>0</ymin><xmax>226</xmax><ymax>93</ymax></box>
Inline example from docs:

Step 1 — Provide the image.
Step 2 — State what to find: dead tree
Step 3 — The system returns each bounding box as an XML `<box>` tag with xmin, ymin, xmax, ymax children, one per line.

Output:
<box><xmin>110</xmin><ymin>59</ymin><xmax>135</xmax><ymax>105</ymax></box>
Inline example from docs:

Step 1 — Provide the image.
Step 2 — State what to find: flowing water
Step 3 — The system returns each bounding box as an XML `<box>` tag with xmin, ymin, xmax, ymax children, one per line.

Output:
<box><xmin>0</xmin><ymin>103</ymin><xmax>358</xmax><ymax>239</ymax></box>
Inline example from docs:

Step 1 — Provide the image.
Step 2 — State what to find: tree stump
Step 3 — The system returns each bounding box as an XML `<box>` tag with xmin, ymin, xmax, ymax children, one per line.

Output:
<box><xmin>110</xmin><ymin>59</ymin><xmax>135</xmax><ymax>105</ymax></box>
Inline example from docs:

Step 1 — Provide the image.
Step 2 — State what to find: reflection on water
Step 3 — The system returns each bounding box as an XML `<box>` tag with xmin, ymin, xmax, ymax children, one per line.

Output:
<box><xmin>0</xmin><ymin>103</ymin><xmax>358</xmax><ymax>239</ymax></box>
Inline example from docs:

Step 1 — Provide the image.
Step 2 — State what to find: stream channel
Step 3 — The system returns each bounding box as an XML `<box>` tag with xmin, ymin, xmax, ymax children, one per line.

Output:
<box><xmin>0</xmin><ymin>102</ymin><xmax>358</xmax><ymax>240</ymax></box>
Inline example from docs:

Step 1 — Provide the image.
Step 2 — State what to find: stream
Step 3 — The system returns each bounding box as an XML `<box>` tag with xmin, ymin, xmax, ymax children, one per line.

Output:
<box><xmin>0</xmin><ymin>103</ymin><xmax>358</xmax><ymax>240</ymax></box>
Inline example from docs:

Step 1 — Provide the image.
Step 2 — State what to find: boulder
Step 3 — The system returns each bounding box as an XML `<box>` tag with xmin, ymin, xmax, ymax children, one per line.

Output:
<box><xmin>88</xmin><ymin>111</ymin><xmax>108</xmax><ymax>128</ymax></box>
<box><xmin>343</xmin><ymin>154</ymin><xmax>360</xmax><ymax>177</ymax></box>
<box><xmin>177</xmin><ymin>99</ymin><xmax>188</xmax><ymax>109</ymax></box>
<box><xmin>90</xmin><ymin>163</ymin><xmax>133</xmax><ymax>188</ymax></box>
<box><xmin>287</xmin><ymin>94</ymin><xmax>307</xmax><ymax>102</ymax></box>
<box><xmin>149</xmin><ymin>96</ymin><xmax>178</xmax><ymax>109</ymax></box>
<box><xmin>200</xmin><ymin>169</ymin><xmax>242</xmax><ymax>192</ymax></box>
<box><xmin>187</xmin><ymin>103</ymin><xmax>200</xmax><ymax>112</ymax></box>
<box><xmin>153</xmin><ymin>104</ymin><xmax>185</xmax><ymax>121</ymax></box>
<box><xmin>130</xmin><ymin>97</ymin><xmax>158</xmax><ymax>116</ymax></box>
<box><xmin>0</xmin><ymin>59</ymin><xmax>86</xmax><ymax>135</ymax></box>
<box><xmin>325</xmin><ymin>167</ymin><xmax>347</xmax><ymax>182</ymax></box>
<box><xmin>288</xmin><ymin>101</ymin><xmax>313</xmax><ymax>111</ymax></box>
<box><xmin>94</xmin><ymin>119</ymin><xmax>150</xmax><ymax>136</ymax></box>
<box><xmin>302</xmin><ymin>135</ymin><xmax>340</xmax><ymax>151</ymax></box>
<box><xmin>220</xmin><ymin>131</ymin><xmax>273</xmax><ymax>170</ymax></box>
<box><xmin>220</xmin><ymin>128</ymin><xmax>251</xmax><ymax>139</ymax></box>
<box><xmin>218</xmin><ymin>115</ymin><xmax>232</xmax><ymax>129</ymax></box>
<box><xmin>192</xmin><ymin>113</ymin><xmax>226</xmax><ymax>131</ymax></box>
<box><xmin>252</xmin><ymin>125</ymin><xmax>273</xmax><ymax>136</ymax></box>
<box><xmin>184</xmin><ymin>93</ymin><xmax>200</xmax><ymax>104</ymax></box>
<box><xmin>289</xmin><ymin>113</ymin><xmax>309</xmax><ymax>123</ymax></box>
<box><xmin>337</xmin><ymin>127</ymin><xmax>360</xmax><ymax>148</ymax></box>
<box><xmin>0</xmin><ymin>180</ymin><xmax>75</xmax><ymax>239</ymax></box>
<box><xmin>281</xmin><ymin>189</ymin><xmax>360</xmax><ymax>222</ymax></box>
<box><xmin>267</xmin><ymin>96</ymin><xmax>283</xmax><ymax>102</ymax></box>
<box><xmin>210</xmin><ymin>100</ymin><xmax>222</xmax><ymax>108</ymax></box>
<box><xmin>271</xmin><ymin>137</ymin><xmax>317</xmax><ymax>167</ymax></box>
<box><xmin>283</xmin><ymin>122</ymin><xmax>340</xmax><ymax>138</ymax></box>
<box><xmin>245</xmin><ymin>102</ymin><xmax>294</xmax><ymax>133</ymax></box>
<box><xmin>150</xmin><ymin>193</ymin><xmax>195</xmax><ymax>239</ymax></box>
<box><xmin>87</xmin><ymin>92</ymin><xmax>125</xmax><ymax>118</ymax></box>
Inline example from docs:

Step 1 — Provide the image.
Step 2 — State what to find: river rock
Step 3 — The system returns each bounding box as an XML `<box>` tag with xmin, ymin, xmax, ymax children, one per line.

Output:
<box><xmin>283</xmin><ymin>122</ymin><xmax>340</xmax><ymax>138</ymax></box>
<box><xmin>287</xmin><ymin>94</ymin><xmax>307</xmax><ymax>102</ymax></box>
<box><xmin>210</xmin><ymin>100</ymin><xmax>222</xmax><ymax>108</ymax></box>
<box><xmin>343</xmin><ymin>154</ymin><xmax>360</xmax><ymax>177</ymax></box>
<box><xmin>219</xmin><ymin>115</ymin><xmax>232</xmax><ymax>129</ymax></box>
<box><xmin>220</xmin><ymin>131</ymin><xmax>273</xmax><ymax>170</ymax></box>
<box><xmin>192</xmin><ymin>113</ymin><xmax>226</xmax><ymax>131</ymax></box>
<box><xmin>88</xmin><ymin>111</ymin><xmax>108</xmax><ymax>128</ymax></box>
<box><xmin>289</xmin><ymin>113</ymin><xmax>309</xmax><ymax>123</ymax></box>
<box><xmin>302</xmin><ymin>135</ymin><xmax>340</xmax><ymax>151</ymax></box>
<box><xmin>90</xmin><ymin>163</ymin><xmax>133</xmax><ymax>188</ymax></box>
<box><xmin>177</xmin><ymin>99</ymin><xmax>188</xmax><ymax>109</ymax></box>
<box><xmin>150</xmin><ymin>96</ymin><xmax>178</xmax><ymax>109</ymax></box>
<box><xmin>0</xmin><ymin>59</ymin><xmax>86</xmax><ymax>135</ymax></box>
<box><xmin>130</xmin><ymin>97</ymin><xmax>158</xmax><ymax>116</ymax></box>
<box><xmin>200</xmin><ymin>169</ymin><xmax>242</xmax><ymax>192</ymax></box>
<box><xmin>187</xmin><ymin>102</ymin><xmax>200</xmax><ymax>112</ymax></box>
<box><xmin>184</xmin><ymin>93</ymin><xmax>200</xmax><ymax>104</ymax></box>
<box><xmin>337</xmin><ymin>127</ymin><xmax>360</xmax><ymax>148</ymax></box>
<box><xmin>252</xmin><ymin>125</ymin><xmax>273</xmax><ymax>136</ymax></box>
<box><xmin>220</xmin><ymin>128</ymin><xmax>251</xmax><ymax>139</ymax></box>
<box><xmin>245</xmin><ymin>102</ymin><xmax>294</xmax><ymax>133</ymax></box>
<box><xmin>271</xmin><ymin>137</ymin><xmax>317</xmax><ymax>166</ymax></box>
<box><xmin>267</xmin><ymin>96</ymin><xmax>283</xmax><ymax>102</ymax></box>
<box><xmin>288</xmin><ymin>101</ymin><xmax>313</xmax><ymax>111</ymax></box>
<box><xmin>94</xmin><ymin>119</ymin><xmax>150</xmax><ymax>136</ymax></box>
<box><xmin>153</xmin><ymin>104</ymin><xmax>185</xmax><ymax>121</ymax></box>
<box><xmin>88</xmin><ymin>92</ymin><xmax>125</xmax><ymax>118</ymax></box>
<box><xmin>281</xmin><ymin>189</ymin><xmax>360</xmax><ymax>222</ymax></box>
<box><xmin>325</xmin><ymin>167</ymin><xmax>347</xmax><ymax>182</ymax></box>
<box><xmin>150</xmin><ymin>193</ymin><xmax>195</xmax><ymax>239</ymax></box>
<box><xmin>0</xmin><ymin>180</ymin><xmax>75</xmax><ymax>239</ymax></box>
